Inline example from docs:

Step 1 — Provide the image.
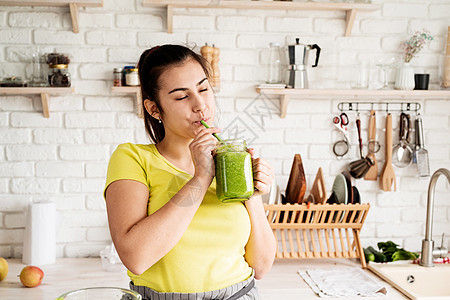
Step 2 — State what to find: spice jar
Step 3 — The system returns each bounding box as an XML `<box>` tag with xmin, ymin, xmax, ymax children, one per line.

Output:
<box><xmin>122</xmin><ymin>66</ymin><xmax>135</xmax><ymax>85</ymax></box>
<box><xmin>215</xmin><ymin>139</ymin><xmax>254</xmax><ymax>203</ymax></box>
<box><xmin>125</xmin><ymin>68</ymin><xmax>139</xmax><ymax>86</ymax></box>
<box><xmin>48</xmin><ymin>64</ymin><xmax>71</xmax><ymax>87</ymax></box>
<box><xmin>113</xmin><ymin>67</ymin><xmax>123</xmax><ymax>87</ymax></box>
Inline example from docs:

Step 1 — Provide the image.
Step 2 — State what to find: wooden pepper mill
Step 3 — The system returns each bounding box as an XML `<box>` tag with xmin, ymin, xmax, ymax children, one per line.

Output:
<box><xmin>200</xmin><ymin>43</ymin><xmax>220</xmax><ymax>88</ymax></box>
<box><xmin>212</xmin><ymin>45</ymin><xmax>220</xmax><ymax>88</ymax></box>
<box><xmin>200</xmin><ymin>43</ymin><xmax>213</xmax><ymax>66</ymax></box>
<box><xmin>443</xmin><ymin>26</ymin><xmax>450</xmax><ymax>88</ymax></box>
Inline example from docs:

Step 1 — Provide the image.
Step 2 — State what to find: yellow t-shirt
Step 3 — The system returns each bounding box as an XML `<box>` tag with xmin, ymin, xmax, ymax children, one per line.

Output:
<box><xmin>104</xmin><ymin>143</ymin><xmax>253</xmax><ymax>293</ymax></box>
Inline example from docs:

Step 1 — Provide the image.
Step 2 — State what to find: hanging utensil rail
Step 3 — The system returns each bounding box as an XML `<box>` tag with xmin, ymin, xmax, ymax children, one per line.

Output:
<box><xmin>337</xmin><ymin>101</ymin><xmax>421</xmax><ymax>114</ymax></box>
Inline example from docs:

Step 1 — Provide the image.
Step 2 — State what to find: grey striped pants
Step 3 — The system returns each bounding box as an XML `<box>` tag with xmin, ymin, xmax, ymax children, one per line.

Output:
<box><xmin>129</xmin><ymin>272</ymin><xmax>259</xmax><ymax>300</ymax></box>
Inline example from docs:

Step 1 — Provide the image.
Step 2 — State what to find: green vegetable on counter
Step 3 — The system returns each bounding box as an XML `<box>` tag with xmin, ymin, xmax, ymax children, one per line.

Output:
<box><xmin>391</xmin><ymin>248</ymin><xmax>419</xmax><ymax>261</ymax></box>
<box><xmin>377</xmin><ymin>241</ymin><xmax>398</xmax><ymax>261</ymax></box>
<box><xmin>366</xmin><ymin>246</ymin><xmax>387</xmax><ymax>263</ymax></box>
<box><xmin>364</xmin><ymin>247</ymin><xmax>375</xmax><ymax>262</ymax></box>
<box><xmin>363</xmin><ymin>240</ymin><xmax>419</xmax><ymax>263</ymax></box>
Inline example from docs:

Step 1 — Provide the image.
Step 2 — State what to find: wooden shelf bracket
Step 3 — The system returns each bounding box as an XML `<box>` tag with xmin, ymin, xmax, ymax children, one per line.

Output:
<box><xmin>40</xmin><ymin>92</ymin><xmax>50</xmax><ymax>118</ymax></box>
<box><xmin>167</xmin><ymin>4</ymin><xmax>174</xmax><ymax>34</ymax></box>
<box><xmin>345</xmin><ymin>8</ymin><xmax>357</xmax><ymax>37</ymax></box>
<box><xmin>279</xmin><ymin>94</ymin><xmax>290</xmax><ymax>119</ymax></box>
<box><xmin>111</xmin><ymin>86</ymin><xmax>144</xmax><ymax>118</ymax></box>
<box><xmin>69</xmin><ymin>3</ymin><xmax>80</xmax><ymax>33</ymax></box>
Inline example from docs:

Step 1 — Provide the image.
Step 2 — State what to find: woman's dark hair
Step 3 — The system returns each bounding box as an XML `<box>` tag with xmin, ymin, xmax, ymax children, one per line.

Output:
<box><xmin>137</xmin><ymin>44</ymin><xmax>212</xmax><ymax>143</ymax></box>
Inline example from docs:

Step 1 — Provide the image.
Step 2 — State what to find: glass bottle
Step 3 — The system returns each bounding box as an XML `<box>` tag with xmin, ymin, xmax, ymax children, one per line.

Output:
<box><xmin>30</xmin><ymin>47</ymin><xmax>47</xmax><ymax>87</ymax></box>
<box><xmin>267</xmin><ymin>42</ymin><xmax>282</xmax><ymax>84</ymax></box>
<box><xmin>215</xmin><ymin>139</ymin><xmax>254</xmax><ymax>203</ymax></box>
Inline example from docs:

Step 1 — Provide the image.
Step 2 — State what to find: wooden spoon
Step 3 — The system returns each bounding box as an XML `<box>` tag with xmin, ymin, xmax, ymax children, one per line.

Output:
<box><xmin>380</xmin><ymin>113</ymin><xmax>396</xmax><ymax>191</ymax></box>
<box><xmin>365</xmin><ymin>110</ymin><xmax>378</xmax><ymax>180</ymax></box>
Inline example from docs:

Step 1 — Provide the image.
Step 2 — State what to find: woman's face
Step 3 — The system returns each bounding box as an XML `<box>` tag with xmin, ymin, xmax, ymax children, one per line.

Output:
<box><xmin>156</xmin><ymin>58</ymin><xmax>215</xmax><ymax>141</ymax></box>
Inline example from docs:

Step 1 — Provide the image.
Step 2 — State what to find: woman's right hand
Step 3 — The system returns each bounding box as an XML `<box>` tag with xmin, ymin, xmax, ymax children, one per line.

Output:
<box><xmin>189</xmin><ymin>127</ymin><xmax>221</xmax><ymax>182</ymax></box>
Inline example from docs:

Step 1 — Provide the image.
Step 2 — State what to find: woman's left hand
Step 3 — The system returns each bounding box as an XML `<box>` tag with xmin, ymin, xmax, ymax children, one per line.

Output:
<box><xmin>247</xmin><ymin>148</ymin><xmax>274</xmax><ymax>197</ymax></box>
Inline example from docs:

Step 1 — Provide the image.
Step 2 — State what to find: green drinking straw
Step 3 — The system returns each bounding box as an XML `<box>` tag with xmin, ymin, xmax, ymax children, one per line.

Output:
<box><xmin>200</xmin><ymin>120</ymin><xmax>222</xmax><ymax>141</ymax></box>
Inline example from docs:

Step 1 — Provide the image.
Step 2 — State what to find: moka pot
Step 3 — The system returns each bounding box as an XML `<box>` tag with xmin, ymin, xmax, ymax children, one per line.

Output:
<box><xmin>286</xmin><ymin>38</ymin><xmax>321</xmax><ymax>89</ymax></box>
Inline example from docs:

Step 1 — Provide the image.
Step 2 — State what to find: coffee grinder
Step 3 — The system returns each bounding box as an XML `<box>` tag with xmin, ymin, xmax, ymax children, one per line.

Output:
<box><xmin>287</xmin><ymin>38</ymin><xmax>321</xmax><ymax>89</ymax></box>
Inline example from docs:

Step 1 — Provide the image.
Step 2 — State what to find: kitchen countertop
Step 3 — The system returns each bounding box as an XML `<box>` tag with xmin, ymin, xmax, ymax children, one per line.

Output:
<box><xmin>1</xmin><ymin>258</ymin><xmax>408</xmax><ymax>299</ymax></box>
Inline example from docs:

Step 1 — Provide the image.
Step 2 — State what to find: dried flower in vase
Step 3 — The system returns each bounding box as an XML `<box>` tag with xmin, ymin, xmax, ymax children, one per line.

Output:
<box><xmin>400</xmin><ymin>30</ymin><xmax>434</xmax><ymax>63</ymax></box>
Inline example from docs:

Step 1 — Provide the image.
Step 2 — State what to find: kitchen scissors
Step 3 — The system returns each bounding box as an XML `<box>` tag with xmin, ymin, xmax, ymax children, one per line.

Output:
<box><xmin>333</xmin><ymin>112</ymin><xmax>349</xmax><ymax>134</ymax></box>
<box><xmin>332</xmin><ymin>113</ymin><xmax>350</xmax><ymax>160</ymax></box>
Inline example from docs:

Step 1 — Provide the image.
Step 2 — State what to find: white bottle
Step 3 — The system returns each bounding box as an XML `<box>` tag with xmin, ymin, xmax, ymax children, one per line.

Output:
<box><xmin>267</xmin><ymin>42</ymin><xmax>282</xmax><ymax>84</ymax></box>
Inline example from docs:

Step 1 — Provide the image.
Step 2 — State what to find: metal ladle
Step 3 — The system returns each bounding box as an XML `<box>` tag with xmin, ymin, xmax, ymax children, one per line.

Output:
<box><xmin>392</xmin><ymin>112</ymin><xmax>413</xmax><ymax>168</ymax></box>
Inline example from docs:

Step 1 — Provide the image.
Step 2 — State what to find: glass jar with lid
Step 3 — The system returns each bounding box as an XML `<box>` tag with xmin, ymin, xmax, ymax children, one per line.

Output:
<box><xmin>214</xmin><ymin>139</ymin><xmax>254</xmax><ymax>203</ymax></box>
<box><xmin>48</xmin><ymin>64</ymin><xmax>71</xmax><ymax>87</ymax></box>
<box><xmin>113</xmin><ymin>67</ymin><xmax>123</xmax><ymax>87</ymax></box>
<box><xmin>125</xmin><ymin>68</ymin><xmax>139</xmax><ymax>86</ymax></box>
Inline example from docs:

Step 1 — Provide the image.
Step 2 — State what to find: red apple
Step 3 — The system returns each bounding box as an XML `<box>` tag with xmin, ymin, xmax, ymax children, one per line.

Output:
<box><xmin>19</xmin><ymin>266</ymin><xmax>44</xmax><ymax>288</ymax></box>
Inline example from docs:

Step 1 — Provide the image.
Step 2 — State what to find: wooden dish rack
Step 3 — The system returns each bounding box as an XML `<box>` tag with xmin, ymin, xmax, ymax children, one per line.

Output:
<box><xmin>264</xmin><ymin>203</ymin><xmax>370</xmax><ymax>268</ymax></box>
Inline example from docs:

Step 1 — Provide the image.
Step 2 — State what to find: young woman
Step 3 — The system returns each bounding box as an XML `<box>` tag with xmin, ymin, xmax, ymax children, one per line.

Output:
<box><xmin>104</xmin><ymin>44</ymin><xmax>276</xmax><ymax>300</ymax></box>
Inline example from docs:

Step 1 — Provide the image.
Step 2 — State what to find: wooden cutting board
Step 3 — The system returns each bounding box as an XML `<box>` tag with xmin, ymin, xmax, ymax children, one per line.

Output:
<box><xmin>310</xmin><ymin>167</ymin><xmax>327</xmax><ymax>204</ymax></box>
<box><xmin>285</xmin><ymin>154</ymin><xmax>306</xmax><ymax>204</ymax></box>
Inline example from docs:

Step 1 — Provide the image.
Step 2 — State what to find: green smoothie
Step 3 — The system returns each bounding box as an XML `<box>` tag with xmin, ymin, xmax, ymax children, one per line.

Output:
<box><xmin>215</xmin><ymin>139</ymin><xmax>254</xmax><ymax>203</ymax></box>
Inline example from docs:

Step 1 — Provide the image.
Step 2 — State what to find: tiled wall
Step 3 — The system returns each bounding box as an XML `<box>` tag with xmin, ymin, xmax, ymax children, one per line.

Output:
<box><xmin>0</xmin><ymin>0</ymin><xmax>449</xmax><ymax>258</ymax></box>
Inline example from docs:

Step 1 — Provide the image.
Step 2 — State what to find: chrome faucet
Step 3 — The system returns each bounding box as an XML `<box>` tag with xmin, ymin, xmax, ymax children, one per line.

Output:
<box><xmin>420</xmin><ymin>168</ymin><xmax>450</xmax><ymax>267</ymax></box>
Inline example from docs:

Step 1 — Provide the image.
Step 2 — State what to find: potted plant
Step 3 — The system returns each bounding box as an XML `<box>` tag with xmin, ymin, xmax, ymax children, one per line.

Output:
<box><xmin>395</xmin><ymin>30</ymin><xmax>434</xmax><ymax>90</ymax></box>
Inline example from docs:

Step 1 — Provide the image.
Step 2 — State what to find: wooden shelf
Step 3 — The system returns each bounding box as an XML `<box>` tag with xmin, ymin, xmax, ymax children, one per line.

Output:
<box><xmin>143</xmin><ymin>0</ymin><xmax>380</xmax><ymax>36</ymax></box>
<box><xmin>0</xmin><ymin>87</ymin><xmax>74</xmax><ymax>118</ymax></box>
<box><xmin>111</xmin><ymin>86</ymin><xmax>144</xmax><ymax>118</ymax></box>
<box><xmin>0</xmin><ymin>0</ymin><xmax>104</xmax><ymax>33</ymax></box>
<box><xmin>257</xmin><ymin>87</ymin><xmax>450</xmax><ymax>118</ymax></box>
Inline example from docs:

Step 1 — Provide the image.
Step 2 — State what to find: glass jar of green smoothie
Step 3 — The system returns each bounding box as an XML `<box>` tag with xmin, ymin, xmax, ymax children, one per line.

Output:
<box><xmin>215</xmin><ymin>139</ymin><xmax>254</xmax><ymax>203</ymax></box>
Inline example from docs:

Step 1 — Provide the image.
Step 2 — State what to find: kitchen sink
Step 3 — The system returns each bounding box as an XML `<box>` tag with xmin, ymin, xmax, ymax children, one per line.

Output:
<box><xmin>368</xmin><ymin>262</ymin><xmax>450</xmax><ymax>300</ymax></box>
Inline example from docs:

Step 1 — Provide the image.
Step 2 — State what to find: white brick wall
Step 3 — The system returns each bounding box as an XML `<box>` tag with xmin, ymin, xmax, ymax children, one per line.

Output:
<box><xmin>8</xmin><ymin>12</ymin><xmax>61</xmax><ymax>28</ymax></box>
<box><xmin>0</xmin><ymin>29</ymin><xmax>31</xmax><ymax>44</ymax></box>
<box><xmin>34</xmin><ymin>29</ymin><xmax>83</xmax><ymax>45</ymax></box>
<box><xmin>0</xmin><ymin>0</ymin><xmax>449</xmax><ymax>259</ymax></box>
